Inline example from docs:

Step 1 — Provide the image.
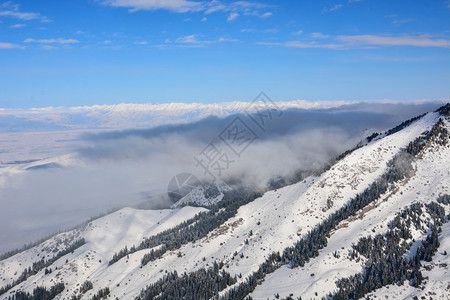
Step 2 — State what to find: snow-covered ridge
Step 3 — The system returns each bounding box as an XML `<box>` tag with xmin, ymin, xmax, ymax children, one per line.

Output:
<box><xmin>0</xmin><ymin>206</ymin><xmax>207</xmax><ymax>299</ymax></box>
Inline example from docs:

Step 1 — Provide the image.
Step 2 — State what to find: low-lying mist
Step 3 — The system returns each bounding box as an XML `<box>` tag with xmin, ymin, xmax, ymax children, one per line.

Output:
<box><xmin>0</xmin><ymin>101</ymin><xmax>442</xmax><ymax>253</ymax></box>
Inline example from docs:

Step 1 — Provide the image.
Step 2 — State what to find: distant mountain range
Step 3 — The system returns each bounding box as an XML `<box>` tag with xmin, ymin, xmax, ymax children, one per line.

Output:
<box><xmin>0</xmin><ymin>100</ymin><xmax>353</xmax><ymax>132</ymax></box>
<box><xmin>1</xmin><ymin>99</ymin><xmax>438</xmax><ymax>132</ymax></box>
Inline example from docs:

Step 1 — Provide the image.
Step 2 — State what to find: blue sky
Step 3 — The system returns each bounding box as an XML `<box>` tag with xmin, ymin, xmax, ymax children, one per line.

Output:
<box><xmin>0</xmin><ymin>0</ymin><xmax>449</xmax><ymax>108</ymax></box>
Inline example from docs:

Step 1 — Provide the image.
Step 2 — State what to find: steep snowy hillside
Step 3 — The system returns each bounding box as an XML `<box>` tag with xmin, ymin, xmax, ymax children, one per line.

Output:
<box><xmin>366</xmin><ymin>222</ymin><xmax>450</xmax><ymax>299</ymax></box>
<box><xmin>252</xmin><ymin>115</ymin><xmax>450</xmax><ymax>298</ymax></box>
<box><xmin>0</xmin><ymin>206</ymin><xmax>206</xmax><ymax>299</ymax></box>
<box><xmin>0</xmin><ymin>104</ymin><xmax>449</xmax><ymax>299</ymax></box>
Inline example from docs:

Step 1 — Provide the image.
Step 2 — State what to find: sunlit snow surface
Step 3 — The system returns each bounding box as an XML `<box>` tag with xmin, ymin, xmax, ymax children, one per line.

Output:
<box><xmin>252</xmin><ymin>114</ymin><xmax>450</xmax><ymax>299</ymax></box>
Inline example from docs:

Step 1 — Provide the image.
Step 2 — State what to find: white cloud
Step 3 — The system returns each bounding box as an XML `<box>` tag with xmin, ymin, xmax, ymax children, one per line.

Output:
<box><xmin>101</xmin><ymin>0</ymin><xmax>203</xmax><ymax>12</ymax></box>
<box><xmin>330</xmin><ymin>4</ymin><xmax>343</xmax><ymax>11</ymax></box>
<box><xmin>174</xmin><ymin>34</ymin><xmax>236</xmax><ymax>45</ymax></box>
<box><xmin>227</xmin><ymin>12</ymin><xmax>239</xmax><ymax>21</ymax></box>
<box><xmin>260</xmin><ymin>33</ymin><xmax>450</xmax><ymax>50</ymax></box>
<box><xmin>0</xmin><ymin>1</ymin><xmax>51</xmax><ymax>22</ymax></box>
<box><xmin>134</xmin><ymin>41</ymin><xmax>148</xmax><ymax>45</ymax></box>
<box><xmin>176</xmin><ymin>34</ymin><xmax>199</xmax><ymax>43</ymax></box>
<box><xmin>175</xmin><ymin>34</ymin><xmax>214</xmax><ymax>45</ymax></box>
<box><xmin>293</xmin><ymin>30</ymin><xmax>303</xmax><ymax>36</ymax></box>
<box><xmin>282</xmin><ymin>41</ymin><xmax>341</xmax><ymax>49</ymax></box>
<box><xmin>201</xmin><ymin>16</ymin><xmax>207</xmax><ymax>21</ymax></box>
<box><xmin>205</xmin><ymin>0</ymin><xmax>269</xmax><ymax>15</ymax></box>
<box><xmin>218</xmin><ymin>36</ymin><xmax>238</xmax><ymax>42</ymax></box>
<box><xmin>0</xmin><ymin>10</ymin><xmax>38</xmax><ymax>20</ymax></box>
<box><xmin>260</xmin><ymin>11</ymin><xmax>272</xmax><ymax>18</ymax></box>
<box><xmin>0</xmin><ymin>42</ymin><xmax>23</xmax><ymax>49</ymax></box>
<box><xmin>232</xmin><ymin>1</ymin><xmax>268</xmax><ymax>11</ymax></box>
<box><xmin>323</xmin><ymin>4</ymin><xmax>343</xmax><ymax>13</ymax></box>
<box><xmin>258</xmin><ymin>41</ymin><xmax>342</xmax><ymax>49</ymax></box>
<box><xmin>10</xmin><ymin>23</ymin><xmax>25</xmax><ymax>28</ymax></box>
<box><xmin>204</xmin><ymin>0</ymin><xmax>227</xmax><ymax>14</ymax></box>
<box><xmin>391</xmin><ymin>18</ymin><xmax>413</xmax><ymax>27</ymax></box>
<box><xmin>101</xmin><ymin>0</ymin><xmax>272</xmax><ymax>20</ymax></box>
<box><xmin>24</xmin><ymin>38</ymin><xmax>79</xmax><ymax>44</ymax></box>
<box><xmin>311</xmin><ymin>32</ymin><xmax>330</xmax><ymax>39</ymax></box>
<box><xmin>101</xmin><ymin>40</ymin><xmax>112</xmax><ymax>45</ymax></box>
<box><xmin>59</xmin><ymin>39</ymin><xmax>79</xmax><ymax>44</ymax></box>
<box><xmin>241</xmin><ymin>28</ymin><xmax>254</xmax><ymax>32</ymax></box>
<box><xmin>337</xmin><ymin>34</ymin><xmax>450</xmax><ymax>48</ymax></box>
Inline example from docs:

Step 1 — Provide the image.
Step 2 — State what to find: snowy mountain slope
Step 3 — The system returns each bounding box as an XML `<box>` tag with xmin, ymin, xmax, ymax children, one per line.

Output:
<box><xmin>0</xmin><ymin>230</ymin><xmax>83</xmax><ymax>288</ymax></box>
<box><xmin>366</xmin><ymin>222</ymin><xmax>450</xmax><ymax>299</ymax></box>
<box><xmin>0</xmin><ymin>107</ymin><xmax>448</xmax><ymax>299</ymax></box>
<box><xmin>252</xmin><ymin>116</ymin><xmax>450</xmax><ymax>298</ymax></box>
<box><xmin>0</xmin><ymin>206</ymin><xmax>206</xmax><ymax>299</ymax></box>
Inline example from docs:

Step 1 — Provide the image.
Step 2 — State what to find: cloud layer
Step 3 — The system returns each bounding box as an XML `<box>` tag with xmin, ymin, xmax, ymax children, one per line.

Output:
<box><xmin>0</xmin><ymin>101</ymin><xmax>444</xmax><ymax>253</ymax></box>
<box><xmin>0</xmin><ymin>1</ymin><xmax>50</xmax><ymax>22</ymax></box>
<box><xmin>100</xmin><ymin>0</ymin><xmax>272</xmax><ymax>18</ymax></box>
<box><xmin>260</xmin><ymin>34</ymin><xmax>450</xmax><ymax>49</ymax></box>
<box><xmin>102</xmin><ymin>0</ymin><xmax>203</xmax><ymax>13</ymax></box>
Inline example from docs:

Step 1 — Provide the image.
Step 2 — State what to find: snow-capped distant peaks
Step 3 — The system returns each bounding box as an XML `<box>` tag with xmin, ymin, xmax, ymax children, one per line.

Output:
<box><xmin>0</xmin><ymin>100</ymin><xmax>352</xmax><ymax>132</ymax></box>
<box><xmin>172</xmin><ymin>181</ymin><xmax>232</xmax><ymax>208</ymax></box>
<box><xmin>1</xmin><ymin>99</ymin><xmax>447</xmax><ymax>133</ymax></box>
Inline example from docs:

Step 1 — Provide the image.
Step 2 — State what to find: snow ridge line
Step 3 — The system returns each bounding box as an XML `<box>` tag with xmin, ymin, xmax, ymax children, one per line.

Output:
<box><xmin>108</xmin><ymin>191</ymin><xmax>263</xmax><ymax>267</ymax></box>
